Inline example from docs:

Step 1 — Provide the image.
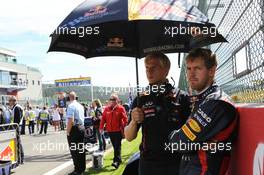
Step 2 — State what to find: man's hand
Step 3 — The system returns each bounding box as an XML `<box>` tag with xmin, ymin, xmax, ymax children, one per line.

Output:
<box><xmin>131</xmin><ymin>107</ymin><xmax>144</xmax><ymax>124</ymax></box>
<box><xmin>124</xmin><ymin>107</ymin><xmax>143</xmax><ymax>141</ymax></box>
<box><xmin>99</xmin><ymin>129</ymin><xmax>104</xmax><ymax>134</ymax></box>
<box><xmin>67</xmin><ymin>117</ymin><xmax>73</xmax><ymax>137</ymax></box>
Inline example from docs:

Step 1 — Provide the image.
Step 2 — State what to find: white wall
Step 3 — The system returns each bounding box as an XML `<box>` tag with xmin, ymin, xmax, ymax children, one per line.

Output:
<box><xmin>0</xmin><ymin>61</ymin><xmax>43</xmax><ymax>103</ymax></box>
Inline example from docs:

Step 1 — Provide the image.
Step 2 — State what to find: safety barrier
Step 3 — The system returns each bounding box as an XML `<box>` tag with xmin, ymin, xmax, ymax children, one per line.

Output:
<box><xmin>228</xmin><ymin>104</ymin><xmax>264</xmax><ymax>175</ymax></box>
<box><xmin>0</xmin><ymin>124</ymin><xmax>19</xmax><ymax>169</ymax></box>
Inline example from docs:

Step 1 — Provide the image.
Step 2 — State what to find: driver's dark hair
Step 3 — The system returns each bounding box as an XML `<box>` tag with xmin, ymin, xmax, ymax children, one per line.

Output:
<box><xmin>186</xmin><ymin>48</ymin><xmax>217</xmax><ymax>69</ymax></box>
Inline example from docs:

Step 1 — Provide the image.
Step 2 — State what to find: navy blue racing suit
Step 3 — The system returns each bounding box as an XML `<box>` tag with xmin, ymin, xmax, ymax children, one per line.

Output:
<box><xmin>130</xmin><ymin>82</ymin><xmax>191</xmax><ymax>175</ymax></box>
<box><xmin>169</xmin><ymin>84</ymin><xmax>238</xmax><ymax>175</ymax></box>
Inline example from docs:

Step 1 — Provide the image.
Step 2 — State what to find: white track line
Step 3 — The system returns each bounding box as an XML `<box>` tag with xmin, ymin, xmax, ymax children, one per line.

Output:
<box><xmin>42</xmin><ymin>161</ymin><xmax>73</xmax><ymax>175</ymax></box>
<box><xmin>43</xmin><ymin>139</ymin><xmax>121</xmax><ymax>175</ymax></box>
<box><xmin>42</xmin><ymin>145</ymin><xmax>100</xmax><ymax>175</ymax></box>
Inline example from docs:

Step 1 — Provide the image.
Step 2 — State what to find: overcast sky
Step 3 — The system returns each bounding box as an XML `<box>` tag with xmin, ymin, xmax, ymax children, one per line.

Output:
<box><xmin>0</xmin><ymin>0</ymin><xmax>183</xmax><ymax>87</ymax></box>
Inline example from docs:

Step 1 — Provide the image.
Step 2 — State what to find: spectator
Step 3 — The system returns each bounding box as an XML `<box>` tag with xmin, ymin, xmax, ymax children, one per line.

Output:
<box><xmin>0</xmin><ymin>107</ymin><xmax>4</xmax><ymax>124</ymax></box>
<box><xmin>100</xmin><ymin>94</ymin><xmax>128</xmax><ymax>169</ymax></box>
<box><xmin>39</xmin><ymin>106</ymin><xmax>50</xmax><ymax>134</ymax></box>
<box><xmin>52</xmin><ymin>104</ymin><xmax>61</xmax><ymax>132</ymax></box>
<box><xmin>3</xmin><ymin>106</ymin><xmax>12</xmax><ymax>124</ymax></box>
<box><xmin>87</xmin><ymin>104</ymin><xmax>95</xmax><ymax>118</ymax></box>
<box><xmin>66</xmin><ymin>91</ymin><xmax>86</xmax><ymax>175</ymax></box>
<box><xmin>20</xmin><ymin>107</ymin><xmax>26</xmax><ymax>135</ymax></box>
<box><xmin>35</xmin><ymin>106</ymin><xmax>41</xmax><ymax>132</ymax></box>
<box><xmin>9</xmin><ymin>96</ymin><xmax>24</xmax><ymax>125</ymax></box>
<box><xmin>122</xmin><ymin>103</ymin><xmax>130</xmax><ymax>116</ymax></box>
<box><xmin>9</xmin><ymin>96</ymin><xmax>25</xmax><ymax>164</ymax></box>
<box><xmin>92</xmin><ymin>99</ymin><xmax>106</xmax><ymax>151</ymax></box>
<box><xmin>81</xmin><ymin>103</ymin><xmax>88</xmax><ymax>118</ymax></box>
<box><xmin>59</xmin><ymin>108</ymin><xmax>65</xmax><ymax>131</ymax></box>
<box><xmin>26</xmin><ymin>106</ymin><xmax>36</xmax><ymax>135</ymax></box>
<box><xmin>48</xmin><ymin>106</ymin><xmax>53</xmax><ymax>126</ymax></box>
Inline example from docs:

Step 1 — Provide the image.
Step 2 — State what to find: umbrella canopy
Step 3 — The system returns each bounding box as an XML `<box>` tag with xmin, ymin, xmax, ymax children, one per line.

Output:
<box><xmin>48</xmin><ymin>0</ymin><xmax>226</xmax><ymax>58</ymax></box>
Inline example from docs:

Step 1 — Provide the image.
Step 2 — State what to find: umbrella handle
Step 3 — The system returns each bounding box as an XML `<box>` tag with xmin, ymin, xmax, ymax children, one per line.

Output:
<box><xmin>135</xmin><ymin>57</ymin><xmax>140</xmax><ymax>106</ymax></box>
<box><xmin>178</xmin><ymin>53</ymin><xmax>181</xmax><ymax>68</ymax></box>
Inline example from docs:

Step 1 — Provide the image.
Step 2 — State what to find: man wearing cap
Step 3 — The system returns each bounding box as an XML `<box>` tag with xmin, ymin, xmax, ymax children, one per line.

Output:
<box><xmin>100</xmin><ymin>94</ymin><xmax>128</xmax><ymax>169</ymax></box>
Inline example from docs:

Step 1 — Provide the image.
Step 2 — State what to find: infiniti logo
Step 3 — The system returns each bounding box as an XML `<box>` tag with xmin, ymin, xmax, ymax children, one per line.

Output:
<box><xmin>197</xmin><ymin>108</ymin><xmax>212</xmax><ymax>123</ymax></box>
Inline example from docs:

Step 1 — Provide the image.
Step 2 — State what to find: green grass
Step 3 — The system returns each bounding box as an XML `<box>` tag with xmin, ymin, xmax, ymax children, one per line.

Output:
<box><xmin>85</xmin><ymin>133</ymin><xmax>141</xmax><ymax>175</ymax></box>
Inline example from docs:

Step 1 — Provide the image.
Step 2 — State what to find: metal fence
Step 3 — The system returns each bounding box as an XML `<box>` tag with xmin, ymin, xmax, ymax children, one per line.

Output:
<box><xmin>179</xmin><ymin>0</ymin><xmax>264</xmax><ymax>103</ymax></box>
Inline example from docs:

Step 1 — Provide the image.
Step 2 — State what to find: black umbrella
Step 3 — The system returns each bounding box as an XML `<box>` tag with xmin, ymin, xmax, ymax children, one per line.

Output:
<box><xmin>48</xmin><ymin>0</ymin><xmax>226</xmax><ymax>94</ymax></box>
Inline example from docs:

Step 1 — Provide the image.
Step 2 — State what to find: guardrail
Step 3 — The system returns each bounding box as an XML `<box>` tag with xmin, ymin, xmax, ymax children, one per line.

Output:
<box><xmin>227</xmin><ymin>104</ymin><xmax>264</xmax><ymax>175</ymax></box>
<box><xmin>0</xmin><ymin>123</ymin><xmax>20</xmax><ymax>169</ymax></box>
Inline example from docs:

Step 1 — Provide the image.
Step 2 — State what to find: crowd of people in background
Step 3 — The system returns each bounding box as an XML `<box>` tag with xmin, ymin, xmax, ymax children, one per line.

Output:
<box><xmin>0</xmin><ymin>49</ymin><xmax>238</xmax><ymax>175</ymax></box>
<box><xmin>0</xmin><ymin>95</ymin><xmax>131</xmax><ymax>145</ymax></box>
<box><xmin>0</xmin><ymin>103</ymin><xmax>66</xmax><ymax>135</ymax></box>
<box><xmin>0</xmin><ymin>93</ymin><xmax>130</xmax><ymax>173</ymax></box>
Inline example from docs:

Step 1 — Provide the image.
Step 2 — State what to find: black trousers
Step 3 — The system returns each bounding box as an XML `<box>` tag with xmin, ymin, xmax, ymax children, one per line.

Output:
<box><xmin>28</xmin><ymin>121</ymin><xmax>35</xmax><ymax>134</ymax></box>
<box><xmin>39</xmin><ymin>121</ymin><xmax>48</xmax><ymax>134</ymax></box>
<box><xmin>139</xmin><ymin>159</ymin><xmax>179</xmax><ymax>175</ymax></box>
<box><xmin>67</xmin><ymin>125</ymin><xmax>86</xmax><ymax>173</ymax></box>
<box><xmin>60</xmin><ymin>118</ymin><xmax>64</xmax><ymax>130</ymax></box>
<box><xmin>20</xmin><ymin>120</ymin><xmax>26</xmax><ymax>135</ymax></box>
<box><xmin>108</xmin><ymin>131</ymin><xmax>122</xmax><ymax>163</ymax></box>
<box><xmin>16</xmin><ymin>128</ymin><xmax>24</xmax><ymax>164</ymax></box>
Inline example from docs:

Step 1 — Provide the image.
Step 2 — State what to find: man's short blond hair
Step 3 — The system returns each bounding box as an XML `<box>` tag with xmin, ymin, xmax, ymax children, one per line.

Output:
<box><xmin>145</xmin><ymin>52</ymin><xmax>171</xmax><ymax>70</ymax></box>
